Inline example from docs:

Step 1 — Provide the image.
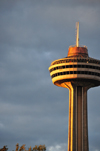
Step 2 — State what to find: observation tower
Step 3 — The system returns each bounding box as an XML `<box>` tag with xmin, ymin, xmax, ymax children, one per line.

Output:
<box><xmin>48</xmin><ymin>22</ymin><xmax>100</xmax><ymax>151</ymax></box>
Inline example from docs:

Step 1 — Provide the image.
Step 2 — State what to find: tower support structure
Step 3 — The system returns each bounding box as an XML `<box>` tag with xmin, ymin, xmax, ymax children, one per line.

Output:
<box><xmin>67</xmin><ymin>83</ymin><xmax>88</xmax><ymax>151</ymax></box>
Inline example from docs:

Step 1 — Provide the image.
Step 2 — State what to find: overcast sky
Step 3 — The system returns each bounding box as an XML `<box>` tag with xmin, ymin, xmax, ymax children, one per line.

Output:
<box><xmin>0</xmin><ymin>0</ymin><xmax>100</xmax><ymax>151</ymax></box>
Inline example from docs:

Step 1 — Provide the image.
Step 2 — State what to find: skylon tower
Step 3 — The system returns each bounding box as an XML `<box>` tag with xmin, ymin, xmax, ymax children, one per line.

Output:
<box><xmin>49</xmin><ymin>22</ymin><xmax>100</xmax><ymax>151</ymax></box>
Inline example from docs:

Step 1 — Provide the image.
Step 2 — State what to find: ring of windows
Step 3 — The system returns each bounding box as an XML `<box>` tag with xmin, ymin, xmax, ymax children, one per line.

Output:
<box><xmin>51</xmin><ymin>71</ymin><xmax>100</xmax><ymax>78</ymax></box>
<box><xmin>50</xmin><ymin>64</ymin><xmax>100</xmax><ymax>72</ymax></box>
<box><xmin>51</xmin><ymin>58</ymin><xmax>100</xmax><ymax>66</ymax></box>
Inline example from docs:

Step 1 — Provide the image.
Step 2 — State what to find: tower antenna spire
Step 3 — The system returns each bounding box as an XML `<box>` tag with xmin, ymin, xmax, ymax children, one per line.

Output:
<box><xmin>76</xmin><ymin>22</ymin><xmax>79</xmax><ymax>47</ymax></box>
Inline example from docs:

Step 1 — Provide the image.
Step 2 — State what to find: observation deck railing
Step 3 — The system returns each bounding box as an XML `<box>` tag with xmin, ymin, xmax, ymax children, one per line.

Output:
<box><xmin>69</xmin><ymin>45</ymin><xmax>87</xmax><ymax>49</ymax></box>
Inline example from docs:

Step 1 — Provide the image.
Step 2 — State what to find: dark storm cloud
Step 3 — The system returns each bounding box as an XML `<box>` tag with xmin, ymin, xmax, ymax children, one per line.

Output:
<box><xmin>0</xmin><ymin>0</ymin><xmax>100</xmax><ymax>55</ymax></box>
<box><xmin>0</xmin><ymin>0</ymin><xmax>100</xmax><ymax>151</ymax></box>
<box><xmin>1</xmin><ymin>0</ymin><xmax>99</xmax><ymax>51</ymax></box>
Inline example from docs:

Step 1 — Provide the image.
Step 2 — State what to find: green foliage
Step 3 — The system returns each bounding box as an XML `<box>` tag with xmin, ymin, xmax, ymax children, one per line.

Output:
<box><xmin>0</xmin><ymin>144</ymin><xmax>46</xmax><ymax>151</ymax></box>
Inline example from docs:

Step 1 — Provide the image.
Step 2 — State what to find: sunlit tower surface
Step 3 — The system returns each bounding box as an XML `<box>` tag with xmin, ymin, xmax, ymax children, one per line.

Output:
<box><xmin>48</xmin><ymin>22</ymin><xmax>100</xmax><ymax>151</ymax></box>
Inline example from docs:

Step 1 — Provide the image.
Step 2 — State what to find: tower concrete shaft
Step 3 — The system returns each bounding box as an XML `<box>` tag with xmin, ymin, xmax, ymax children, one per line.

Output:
<box><xmin>67</xmin><ymin>83</ymin><xmax>88</xmax><ymax>151</ymax></box>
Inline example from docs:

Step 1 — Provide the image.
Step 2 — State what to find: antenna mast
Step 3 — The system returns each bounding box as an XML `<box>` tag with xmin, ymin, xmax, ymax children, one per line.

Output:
<box><xmin>76</xmin><ymin>22</ymin><xmax>79</xmax><ymax>47</ymax></box>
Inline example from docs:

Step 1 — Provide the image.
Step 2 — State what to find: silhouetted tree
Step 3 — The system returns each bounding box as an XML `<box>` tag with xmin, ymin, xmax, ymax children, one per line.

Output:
<box><xmin>16</xmin><ymin>143</ymin><xmax>19</xmax><ymax>151</ymax></box>
<box><xmin>28</xmin><ymin>146</ymin><xmax>31</xmax><ymax>151</ymax></box>
<box><xmin>19</xmin><ymin>144</ymin><xmax>25</xmax><ymax>151</ymax></box>
<box><xmin>0</xmin><ymin>144</ymin><xmax>46</xmax><ymax>151</ymax></box>
<box><xmin>0</xmin><ymin>146</ymin><xmax>8</xmax><ymax>151</ymax></box>
<box><xmin>33</xmin><ymin>145</ymin><xmax>38</xmax><ymax>151</ymax></box>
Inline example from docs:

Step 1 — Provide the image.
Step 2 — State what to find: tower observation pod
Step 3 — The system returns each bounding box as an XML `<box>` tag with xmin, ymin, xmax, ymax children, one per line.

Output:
<box><xmin>48</xmin><ymin>22</ymin><xmax>100</xmax><ymax>151</ymax></box>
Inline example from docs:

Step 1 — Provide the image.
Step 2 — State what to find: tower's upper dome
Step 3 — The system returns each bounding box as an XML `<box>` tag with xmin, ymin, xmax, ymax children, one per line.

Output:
<box><xmin>67</xmin><ymin>46</ymin><xmax>88</xmax><ymax>57</ymax></box>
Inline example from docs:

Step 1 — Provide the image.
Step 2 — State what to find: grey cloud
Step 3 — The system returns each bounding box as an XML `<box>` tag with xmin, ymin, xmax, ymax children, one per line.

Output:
<box><xmin>1</xmin><ymin>0</ymin><xmax>100</xmax><ymax>52</ymax></box>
